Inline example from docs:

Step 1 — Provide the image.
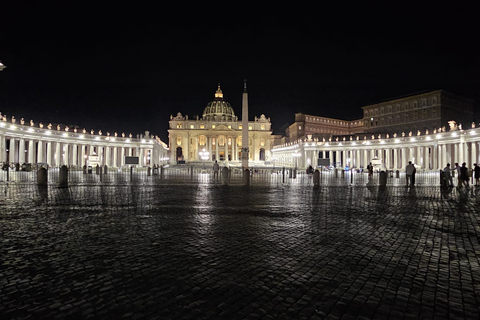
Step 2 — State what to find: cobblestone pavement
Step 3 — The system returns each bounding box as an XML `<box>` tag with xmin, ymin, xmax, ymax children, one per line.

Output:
<box><xmin>1</xmin><ymin>183</ymin><xmax>480</xmax><ymax>319</ymax></box>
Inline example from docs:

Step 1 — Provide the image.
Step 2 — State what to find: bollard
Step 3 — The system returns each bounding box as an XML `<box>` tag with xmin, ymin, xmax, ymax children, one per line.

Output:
<box><xmin>282</xmin><ymin>167</ymin><xmax>285</xmax><ymax>183</ymax></box>
<box><xmin>289</xmin><ymin>168</ymin><xmax>292</xmax><ymax>179</ymax></box>
<box><xmin>147</xmin><ymin>166</ymin><xmax>151</xmax><ymax>176</ymax></box>
<box><xmin>221</xmin><ymin>167</ymin><xmax>229</xmax><ymax>185</ymax></box>
<box><xmin>341</xmin><ymin>170</ymin><xmax>345</xmax><ymax>178</ymax></box>
<box><xmin>37</xmin><ymin>167</ymin><xmax>48</xmax><ymax>186</ymax></box>
<box><xmin>335</xmin><ymin>169</ymin><xmax>338</xmax><ymax>178</ymax></box>
<box><xmin>396</xmin><ymin>170</ymin><xmax>399</xmax><ymax>178</ymax></box>
<box><xmin>104</xmin><ymin>165</ymin><xmax>108</xmax><ymax>174</ymax></box>
<box><xmin>351</xmin><ymin>170</ymin><xmax>353</xmax><ymax>183</ymax></box>
<box><xmin>130</xmin><ymin>166</ymin><xmax>133</xmax><ymax>181</ymax></box>
<box><xmin>191</xmin><ymin>165</ymin><xmax>194</xmax><ymax>181</ymax></box>
<box><xmin>293</xmin><ymin>168</ymin><xmax>297</xmax><ymax>179</ymax></box>
<box><xmin>379</xmin><ymin>170</ymin><xmax>387</xmax><ymax>186</ymax></box>
<box><xmin>313</xmin><ymin>170</ymin><xmax>320</xmax><ymax>188</ymax></box>
<box><xmin>160</xmin><ymin>166</ymin><xmax>164</xmax><ymax>180</ymax></box>
<box><xmin>59</xmin><ymin>165</ymin><xmax>68</xmax><ymax>188</ymax></box>
<box><xmin>243</xmin><ymin>169</ymin><xmax>250</xmax><ymax>186</ymax></box>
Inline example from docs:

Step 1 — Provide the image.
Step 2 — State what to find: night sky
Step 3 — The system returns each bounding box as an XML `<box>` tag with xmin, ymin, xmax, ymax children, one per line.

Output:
<box><xmin>1</xmin><ymin>3</ymin><xmax>478</xmax><ymax>143</ymax></box>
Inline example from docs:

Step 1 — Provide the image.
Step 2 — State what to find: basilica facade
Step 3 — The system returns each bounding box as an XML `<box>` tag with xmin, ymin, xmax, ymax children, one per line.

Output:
<box><xmin>168</xmin><ymin>85</ymin><xmax>273</xmax><ymax>165</ymax></box>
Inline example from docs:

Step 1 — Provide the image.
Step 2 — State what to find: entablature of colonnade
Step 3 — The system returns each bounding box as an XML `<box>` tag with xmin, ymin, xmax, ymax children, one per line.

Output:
<box><xmin>0</xmin><ymin>116</ymin><xmax>168</xmax><ymax>150</ymax></box>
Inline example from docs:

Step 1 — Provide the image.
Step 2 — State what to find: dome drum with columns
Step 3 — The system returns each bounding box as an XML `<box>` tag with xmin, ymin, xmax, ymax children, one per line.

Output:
<box><xmin>168</xmin><ymin>84</ymin><xmax>272</xmax><ymax>165</ymax></box>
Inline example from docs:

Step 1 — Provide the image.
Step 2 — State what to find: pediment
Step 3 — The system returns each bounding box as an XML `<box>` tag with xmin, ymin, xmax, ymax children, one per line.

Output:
<box><xmin>211</xmin><ymin>124</ymin><xmax>235</xmax><ymax>131</ymax></box>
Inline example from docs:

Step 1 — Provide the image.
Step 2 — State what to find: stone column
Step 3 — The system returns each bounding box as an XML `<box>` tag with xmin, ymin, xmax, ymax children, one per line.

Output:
<box><xmin>55</xmin><ymin>142</ymin><xmax>62</xmax><ymax>166</ymax></box>
<box><xmin>28</xmin><ymin>140</ymin><xmax>35</xmax><ymax>163</ymax></box>
<box><xmin>64</xmin><ymin>144</ymin><xmax>70</xmax><ymax>166</ymax></box>
<box><xmin>81</xmin><ymin>145</ymin><xmax>86</xmax><ymax>166</ymax></box>
<box><xmin>225</xmin><ymin>136</ymin><xmax>229</xmax><ymax>162</ymax></box>
<box><xmin>120</xmin><ymin>147</ymin><xmax>125</xmax><ymax>166</ymax></box>
<box><xmin>18</xmin><ymin>138</ymin><xmax>26</xmax><ymax>163</ymax></box>
<box><xmin>139</xmin><ymin>148</ymin><xmax>144</xmax><ymax>166</ymax></box>
<box><xmin>0</xmin><ymin>135</ymin><xmax>6</xmax><ymax>162</ymax></box>
<box><xmin>37</xmin><ymin>141</ymin><xmax>44</xmax><ymax>164</ymax></box>
<box><xmin>46</xmin><ymin>142</ymin><xmax>53</xmax><ymax>166</ymax></box>
<box><xmin>215</xmin><ymin>137</ymin><xmax>219</xmax><ymax>162</ymax></box>
<box><xmin>424</xmin><ymin>146</ymin><xmax>430</xmax><ymax>170</ymax></box>
<box><xmin>9</xmin><ymin>138</ymin><xmax>16</xmax><ymax>163</ymax></box>
<box><xmin>112</xmin><ymin>147</ymin><xmax>117</xmax><ymax>167</ymax></box>
<box><xmin>72</xmin><ymin>144</ymin><xmax>78</xmax><ymax>166</ymax></box>
<box><xmin>105</xmin><ymin>146</ymin><xmax>111</xmax><ymax>167</ymax></box>
<box><xmin>401</xmin><ymin>147</ymin><xmax>407</xmax><ymax>170</ymax></box>
<box><xmin>472</xmin><ymin>142</ymin><xmax>478</xmax><ymax>165</ymax></box>
<box><xmin>208</xmin><ymin>137</ymin><xmax>212</xmax><ymax>161</ymax></box>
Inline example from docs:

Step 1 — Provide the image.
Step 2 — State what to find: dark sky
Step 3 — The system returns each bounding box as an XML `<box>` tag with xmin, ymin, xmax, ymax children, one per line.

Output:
<box><xmin>1</xmin><ymin>3</ymin><xmax>478</xmax><ymax>142</ymax></box>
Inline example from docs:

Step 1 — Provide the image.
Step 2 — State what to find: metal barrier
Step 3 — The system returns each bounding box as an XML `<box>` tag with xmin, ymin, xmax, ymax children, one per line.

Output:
<box><xmin>0</xmin><ymin>166</ymin><xmax>442</xmax><ymax>186</ymax></box>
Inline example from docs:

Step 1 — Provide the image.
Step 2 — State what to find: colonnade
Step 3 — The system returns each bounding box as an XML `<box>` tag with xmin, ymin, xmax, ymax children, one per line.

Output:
<box><xmin>272</xmin><ymin>126</ymin><xmax>480</xmax><ymax>171</ymax></box>
<box><xmin>0</xmin><ymin>121</ymin><xmax>168</xmax><ymax>168</ymax></box>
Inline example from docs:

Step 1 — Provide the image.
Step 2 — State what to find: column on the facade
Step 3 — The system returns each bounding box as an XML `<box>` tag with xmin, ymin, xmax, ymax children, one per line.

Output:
<box><xmin>64</xmin><ymin>144</ymin><xmax>69</xmax><ymax>166</ymax></box>
<box><xmin>71</xmin><ymin>144</ymin><xmax>77</xmax><ymax>166</ymax></box>
<box><xmin>112</xmin><ymin>147</ymin><xmax>118</xmax><ymax>167</ymax></box>
<box><xmin>80</xmin><ymin>145</ymin><xmax>86</xmax><ymax>166</ymax></box>
<box><xmin>139</xmin><ymin>148</ymin><xmax>144</xmax><ymax>166</ymax></box>
<box><xmin>393</xmin><ymin>148</ymin><xmax>398</xmax><ymax>170</ymax></box>
<box><xmin>18</xmin><ymin>138</ymin><xmax>25</xmax><ymax>163</ymax></box>
<box><xmin>37</xmin><ymin>140</ymin><xmax>43</xmax><ymax>164</ymax></box>
<box><xmin>9</xmin><ymin>138</ymin><xmax>16</xmax><ymax>163</ymax></box>
<box><xmin>424</xmin><ymin>146</ymin><xmax>430</xmax><ymax>170</ymax></box>
<box><xmin>215</xmin><ymin>136</ymin><xmax>219</xmax><ymax>162</ymax></box>
<box><xmin>104</xmin><ymin>145</ymin><xmax>110</xmax><ymax>166</ymax></box>
<box><xmin>335</xmin><ymin>150</ymin><xmax>340</xmax><ymax>168</ymax></box>
<box><xmin>441</xmin><ymin>144</ymin><xmax>447</xmax><ymax>167</ymax></box>
<box><xmin>208</xmin><ymin>137</ymin><xmax>212</xmax><ymax>161</ymax></box>
<box><xmin>46</xmin><ymin>142</ymin><xmax>52</xmax><ymax>165</ymax></box>
<box><xmin>120</xmin><ymin>147</ymin><xmax>125</xmax><ymax>166</ymax></box>
<box><xmin>28</xmin><ymin>140</ymin><xmax>35</xmax><ymax>163</ymax></box>
<box><xmin>0</xmin><ymin>135</ymin><xmax>6</xmax><ymax>162</ymax></box>
<box><xmin>55</xmin><ymin>142</ymin><xmax>62</xmax><ymax>166</ymax></box>
<box><xmin>453</xmin><ymin>143</ymin><xmax>459</xmax><ymax>164</ymax></box>
<box><xmin>225</xmin><ymin>136</ymin><xmax>229</xmax><ymax>162</ymax></box>
<box><xmin>362</xmin><ymin>149</ymin><xmax>367</xmax><ymax>168</ymax></box>
<box><xmin>432</xmin><ymin>144</ymin><xmax>437</xmax><ymax>170</ymax></box>
<box><xmin>472</xmin><ymin>142</ymin><xmax>478</xmax><ymax>166</ymax></box>
<box><xmin>401</xmin><ymin>147</ymin><xmax>407</xmax><ymax>171</ymax></box>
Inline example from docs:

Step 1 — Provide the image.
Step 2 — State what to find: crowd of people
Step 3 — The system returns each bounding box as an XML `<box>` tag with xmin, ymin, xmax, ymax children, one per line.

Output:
<box><xmin>442</xmin><ymin>162</ymin><xmax>480</xmax><ymax>189</ymax></box>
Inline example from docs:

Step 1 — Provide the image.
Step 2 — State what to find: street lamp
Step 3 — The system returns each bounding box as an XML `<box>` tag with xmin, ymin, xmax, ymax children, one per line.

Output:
<box><xmin>0</xmin><ymin>61</ymin><xmax>6</xmax><ymax>71</ymax></box>
<box><xmin>199</xmin><ymin>148</ymin><xmax>210</xmax><ymax>169</ymax></box>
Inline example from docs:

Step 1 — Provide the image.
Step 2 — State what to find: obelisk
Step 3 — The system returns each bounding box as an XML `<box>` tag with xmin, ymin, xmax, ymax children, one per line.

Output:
<box><xmin>241</xmin><ymin>79</ymin><xmax>249</xmax><ymax>169</ymax></box>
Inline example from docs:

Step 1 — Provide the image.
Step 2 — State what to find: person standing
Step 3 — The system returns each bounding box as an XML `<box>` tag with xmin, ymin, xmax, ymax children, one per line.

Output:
<box><xmin>454</xmin><ymin>162</ymin><xmax>461</xmax><ymax>186</ymax></box>
<box><xmin>406</xmin><ymin>161</ymin><xmax>415</xmax><ymax>186</ymax></box>
<box><xmin>474</xmin><ymin>163</ymin><xmax>480</xmax><ymax>186</ymax></box>
<box><xmin>443</xmin><ymin>163</ymin><xmax>454</xmax><ymax>187</ymax></box>
<box><xmin>460</xmin><ymin>162</ymin><xmax>469</xmax><ymax>188</ymax></box>
<box><xmin>213</xmin><ymin>160</ymin><xmax>220</xmax><ymax>181</ymax></box>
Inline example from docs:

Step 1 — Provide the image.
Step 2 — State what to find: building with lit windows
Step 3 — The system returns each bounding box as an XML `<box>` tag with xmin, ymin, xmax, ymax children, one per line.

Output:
<box><xmin>362</xmin><ymin>90</ymin><xmax>473</xmax><ymax>135</ymax></box>
<box><xmin>168</xmin><ymin>85</ymin><xmax>273</xmax><ymax>165</ymax></box>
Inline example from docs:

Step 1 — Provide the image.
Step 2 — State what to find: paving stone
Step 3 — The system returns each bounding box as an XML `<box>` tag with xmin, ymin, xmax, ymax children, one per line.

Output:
<box><xmin>2</xmin><ymin>184</ymin><xmax>480</xmax><ymax>319</ymax></box>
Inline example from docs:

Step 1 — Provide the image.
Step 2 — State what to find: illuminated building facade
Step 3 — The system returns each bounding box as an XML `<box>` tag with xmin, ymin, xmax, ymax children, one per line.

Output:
<box><xmin>168</xmin><ymin>85</ymin><xmax>273</xmax><ymax>165</ymax></box>
<box><xmin>0</xmin><ymin>113</ymin><xmax>169</xmax><ymax>168</ymax></box>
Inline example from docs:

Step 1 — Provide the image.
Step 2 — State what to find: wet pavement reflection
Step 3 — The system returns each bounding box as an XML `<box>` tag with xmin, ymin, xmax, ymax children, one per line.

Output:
<box><xmin>1</xmin><ymin>184</ymin><xmax>480</xmax><ymax>319</ymax></box>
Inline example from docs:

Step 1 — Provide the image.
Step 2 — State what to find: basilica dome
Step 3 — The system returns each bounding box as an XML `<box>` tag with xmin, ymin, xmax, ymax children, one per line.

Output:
<box><xmin>202</xmin><ymin>85</ymin><xmax>236</xmax><ymax>121</ymax></box>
